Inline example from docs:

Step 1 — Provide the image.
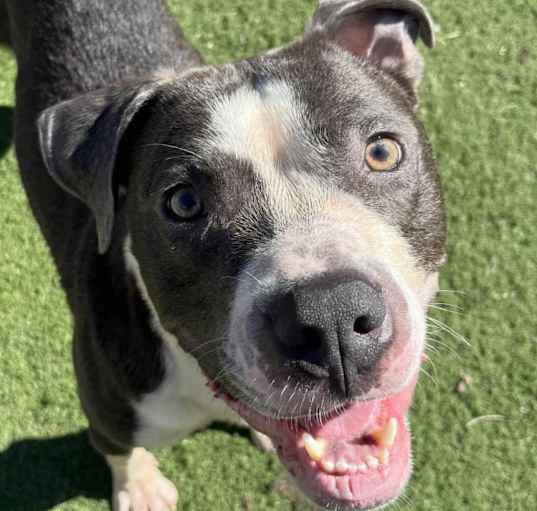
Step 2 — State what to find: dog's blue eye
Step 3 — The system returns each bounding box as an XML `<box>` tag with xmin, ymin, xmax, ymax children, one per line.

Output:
<box><xmin>365</xmin><ymin>137</ymin><xmax>402</xmax><ymax>172</ymax></box>
<box><xmin>166</xmin><ymin>186</ymin><xmax>203</xmax><ymax>220</ymax></box>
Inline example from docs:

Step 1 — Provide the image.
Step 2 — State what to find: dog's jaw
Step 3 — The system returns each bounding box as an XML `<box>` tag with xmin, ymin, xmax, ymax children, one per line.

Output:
<box><xmin>222</xmin><ymin>381</ymin><xmax>417</xmax><ymax>510</ymax></box>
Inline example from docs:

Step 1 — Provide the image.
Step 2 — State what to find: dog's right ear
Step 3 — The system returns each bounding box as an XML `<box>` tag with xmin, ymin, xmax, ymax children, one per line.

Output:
<box><xmin>308</xmin><ymin>0</ymin><xmax>435</xmax><ymax>93</ymax></box>
<box><xmin>38</xmin><ymin>81</ymin><xmax>161</xmax><ymax>254</ymax></box>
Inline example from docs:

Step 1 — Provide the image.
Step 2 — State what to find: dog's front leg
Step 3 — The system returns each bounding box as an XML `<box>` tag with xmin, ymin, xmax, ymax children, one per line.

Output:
<box><xmin>106</xmin><ymin>448</ymin><xmax>178</xmax><ymax>511</ymax></box>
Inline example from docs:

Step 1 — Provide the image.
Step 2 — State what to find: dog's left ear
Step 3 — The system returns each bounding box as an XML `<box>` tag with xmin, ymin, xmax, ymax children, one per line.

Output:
<box><xmin>309</xmin><ymin>0</ymin><xmax>435</xmax><ymax>92</ymax></box>
<box><xmin>38</xmin><ymin>82</ymin><xmax>161</xmax><ymax>254</ymax></box>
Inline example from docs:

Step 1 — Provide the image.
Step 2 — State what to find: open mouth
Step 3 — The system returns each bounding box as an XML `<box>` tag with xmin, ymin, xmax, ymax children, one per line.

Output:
<box><xmin>210</xmin><ymin>376</ymin><xmax>417</xmax><ymax>510</ymax></box>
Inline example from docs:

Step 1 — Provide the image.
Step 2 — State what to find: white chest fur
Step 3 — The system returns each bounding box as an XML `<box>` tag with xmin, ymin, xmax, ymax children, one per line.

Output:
<box><xmin>133</xmin><ymin>338</ymin><xmax>239</xmax><ymax>448</ymax></box>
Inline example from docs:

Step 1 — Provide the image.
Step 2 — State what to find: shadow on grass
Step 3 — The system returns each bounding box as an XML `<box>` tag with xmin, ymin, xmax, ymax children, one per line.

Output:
<box><xmin>0</xmin><ymin>423</ymin><xmax>257</xmax><ymax>510</ymax></box>
<box><xmin>0</xmin><ymin>106</ymin><xmax>14</xmax><ymax>158</ymax></box>
<box><xmin>0</xmin><ymin>430</ymin><xmax>111</xmax><ymax>511</ymax></box>
<box><xmin>210</xmin><ymin>421</ymin><xmax>252</xmax><ymax>439</ymax></box>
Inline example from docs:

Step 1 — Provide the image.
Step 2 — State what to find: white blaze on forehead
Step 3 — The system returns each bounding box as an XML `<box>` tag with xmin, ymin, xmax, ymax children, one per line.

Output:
<box><xmin>208</xmin><ymin>80</ymin><xmax>309</xmax><ymax>172</ymax></box>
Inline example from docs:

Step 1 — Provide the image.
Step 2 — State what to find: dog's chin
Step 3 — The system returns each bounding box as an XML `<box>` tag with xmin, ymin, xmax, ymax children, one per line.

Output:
<box><xmin>212</xmin><ymin>376</ymin><xmax>418</xmax><ymax>510</ymax></box>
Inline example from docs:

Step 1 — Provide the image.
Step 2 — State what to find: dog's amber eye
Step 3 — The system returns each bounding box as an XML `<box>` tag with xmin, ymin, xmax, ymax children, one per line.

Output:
<box><xmin>166</xmin><ymin>186</ymin><xmax>204</xmax><ymax>220</ymax></box>
<box><xmin>365</xmin><ymin>137</ymin><xmax>402</xmax><ymax>172</ymax></box>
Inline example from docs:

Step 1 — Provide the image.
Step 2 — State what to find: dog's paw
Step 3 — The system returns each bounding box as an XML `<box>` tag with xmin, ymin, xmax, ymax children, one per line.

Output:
<box><xmin>108</xmin><ymin>448</ymin><xmax>178</xmax><ymax>511</ymax></box>
<box><xmin>250</xmin><ymin>429</ymin><xmax>276</xmax><ymax>453</ymax></box>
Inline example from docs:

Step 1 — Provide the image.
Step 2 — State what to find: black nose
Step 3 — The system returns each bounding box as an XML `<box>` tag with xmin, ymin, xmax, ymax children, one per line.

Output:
<box><xmin>269</xmin><ymin>273</ymin><xmax>388</xmax><ymax>397</ymax></box>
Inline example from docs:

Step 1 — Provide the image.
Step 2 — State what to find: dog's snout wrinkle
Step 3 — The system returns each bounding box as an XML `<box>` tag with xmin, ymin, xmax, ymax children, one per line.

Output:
<box><xmin>267</xmin><ymin>274</ymin><xmax>388</xmax><ymax>397</ymax></box>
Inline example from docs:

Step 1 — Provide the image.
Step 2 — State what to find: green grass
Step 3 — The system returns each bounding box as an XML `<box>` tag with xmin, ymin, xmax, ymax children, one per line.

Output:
<box><xmin>0</xmin><ymin>1</ymin><xmax>536</xmax><ymax>510</ymax></box>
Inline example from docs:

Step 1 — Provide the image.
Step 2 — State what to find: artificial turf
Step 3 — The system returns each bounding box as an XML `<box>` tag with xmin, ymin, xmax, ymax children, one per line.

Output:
<box><xmin>0</xmin><ymin>1</ymin><xmax>536</xmax><ymax>510</ymax></box>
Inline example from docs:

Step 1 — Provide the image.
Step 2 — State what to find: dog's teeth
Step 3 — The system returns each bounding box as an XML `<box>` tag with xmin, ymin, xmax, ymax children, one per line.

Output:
<box><xmin>378</xmin><ymin>448</ymin><xmax>390</xmax><ymax>465</ymax></box>
<box><xmin>356</xmin><ymin>462</ymin><xmax>368</xmax><ymax>473</ymax></box>
<box><xmin>371</xmin><ymin>417</ymin><xmax>398</xmax><ymax>448</ymax></box>
<box><xmin>321</xmin><ymin>459</ymin><xmax>336</xmax><ymax>474</ymax></box>
<box><xmin>365</xmin><ymin>455</ymin><xmax>379</xmax><ymax>470</ymax></box>
<box><xmin>335</xmin><ymin>459</ymin><xmax>349</xmax><ymax>474</ymax></box>
<box><xmin>347</xmin><ymin>463</ymin><xmax>359</xmax><ymax>474</ymax></box>
<box><xmin>302</xmin><ymin>433</ymin><xmax>328</xmax><ymax>462</ymax></box>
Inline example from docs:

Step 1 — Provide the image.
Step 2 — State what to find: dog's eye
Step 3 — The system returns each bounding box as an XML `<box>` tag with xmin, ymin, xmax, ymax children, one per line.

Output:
<box><xmin>166</xmin><ymin>186</ymin><xmax>204</xmax><ymax>220</ymax></box>
<box><xmin>365</xmin><ymin>137</ymin><xmax>402</xmax><ymax>172</ymax></box>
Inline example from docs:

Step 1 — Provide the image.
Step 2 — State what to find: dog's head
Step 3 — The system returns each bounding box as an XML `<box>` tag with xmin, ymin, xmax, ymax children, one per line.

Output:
<box><xmin>38</xmin><ymin>0</ymin><xmax>446</xmax><ymax>508</ymax></box>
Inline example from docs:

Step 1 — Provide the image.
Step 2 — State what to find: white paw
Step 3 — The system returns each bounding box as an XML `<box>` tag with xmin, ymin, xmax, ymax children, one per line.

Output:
<box><xmin>250</xmin><ymin>429</ymin><xmax>276</xmax><ymax>453</ymax></box>
<box><xmin>108</xmin><ymin>448</ymin><xmax>178</xmax><ymax>511</ymax></box>
<box><xmin>114</xmin><ymin>476</ymin><xmax>178</xmax><ymax>511</ymax></box>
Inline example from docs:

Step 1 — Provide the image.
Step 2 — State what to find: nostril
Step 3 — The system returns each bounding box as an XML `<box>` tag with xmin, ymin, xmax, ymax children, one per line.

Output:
<box><xmin>279</xmin><ymin>325</ymin><xmax>325</xmax><ymax>366</ymax></box>
<box><xmin>353</xmin><ymin>315</ymin><xmax>380</xmax><ymax>335</ymax></box>
<box><xmin>300</xmin><ymin>326</ymin><xmax>323</xmax><ymax>352</ymax></box>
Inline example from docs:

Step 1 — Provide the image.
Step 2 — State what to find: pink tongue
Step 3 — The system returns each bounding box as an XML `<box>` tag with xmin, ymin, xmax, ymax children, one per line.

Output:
<box><xmin>308</xmin><ymin>379</ymin><xmax>415</xmax><ymax>441</ymax></box>
<box><xmin>307</xmin><ymin>400</ymin><xmax>380</xmax><ymax>441</ymax></box>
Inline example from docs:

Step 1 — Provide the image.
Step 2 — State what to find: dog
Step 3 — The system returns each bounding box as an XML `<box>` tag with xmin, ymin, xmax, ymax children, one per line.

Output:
<box><xmin>5</xmin><ymin>0</ymin><xmax>446</xmax><ymax>509</ymax></box>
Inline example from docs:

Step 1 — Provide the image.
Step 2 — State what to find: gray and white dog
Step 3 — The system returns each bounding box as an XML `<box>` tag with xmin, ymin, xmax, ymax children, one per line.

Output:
<box><xmin>5</xmin><ymin>0</ymin><xmax>446</xmax><ymax>509</ymax></box>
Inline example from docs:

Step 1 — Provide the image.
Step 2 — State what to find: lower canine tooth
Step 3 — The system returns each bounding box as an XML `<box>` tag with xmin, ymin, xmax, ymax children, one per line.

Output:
<box><xmin>302</xmin><ymin>433</ymin><xmax>327</xmax><ymax>462</ymax></box>
<box><xmin>378</xmin><ymin>448</ymin><xmax>390</xmax><ymax>465</ymax></box>
<box><xmin>372</xmin><ymin>417</ymin><xmax>398</xmax><ymax>448</ymax></box>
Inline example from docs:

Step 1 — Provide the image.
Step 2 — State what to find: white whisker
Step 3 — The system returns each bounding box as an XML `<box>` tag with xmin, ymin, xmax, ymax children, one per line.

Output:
<box><xmin>427</xmin><ymin>316</ymin><xmax>471</xmax><ymax>348</ymax></box>
<box><xmin>426</xmin><ymin>335</ymin><xmax>463</xmax><ymax>359</ymax></box>
<box><xmin>431</xmin><ymin>301</ymin><xmax>463</xmax><ymax>311</ymax></box>
<box><xmin>420</xmin><ymin>366</ymin><xmax>438</xmax><ymax>387</ymax></box>
<box><xmin>429</xmin><ymin>304</ymin><xmax>462</xmax><ymax>315</ymax></box>
<box><xmin>188</xmin><ymin>336</ymin><xmax>227</xmax><ymax>356</ymax></box>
